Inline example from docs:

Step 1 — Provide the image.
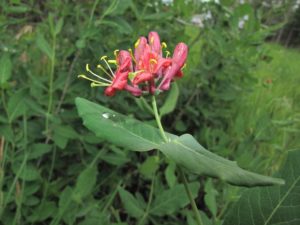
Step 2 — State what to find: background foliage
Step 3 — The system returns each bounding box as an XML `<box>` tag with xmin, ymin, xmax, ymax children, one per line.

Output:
<box><xmin>0</xmin><ymin>0</ymin><xmax>299</xmax><ymax>224</ymax></box>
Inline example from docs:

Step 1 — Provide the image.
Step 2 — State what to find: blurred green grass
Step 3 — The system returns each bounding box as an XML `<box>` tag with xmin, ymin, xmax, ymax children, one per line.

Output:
<box><xmin>231</xmin><ymin>44</ymin><xmax>300</xmax><ymax>172</ymax></box>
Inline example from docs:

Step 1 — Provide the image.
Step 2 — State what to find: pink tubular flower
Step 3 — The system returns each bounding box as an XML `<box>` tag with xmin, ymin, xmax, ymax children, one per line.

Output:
<box><xmin>132</xmin><ymin>32</ymin><xmax>172</xmax><ymax>89</ymax></box>
<box><xmin>78</xmin><ymin>31</ymin><xmax>188</xmax><ymax>97</ymax></box>
<box><xmin>158</xmin><ymin>42</ymin><xmax>188</xmax><ymax>91</ymax></box>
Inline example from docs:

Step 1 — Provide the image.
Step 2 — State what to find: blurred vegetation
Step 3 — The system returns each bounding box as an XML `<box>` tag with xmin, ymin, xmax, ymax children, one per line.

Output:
<box><xmin>0</xmin><ymin>0</ymin><xmax>299</xmax><ymax>225</ymax></box>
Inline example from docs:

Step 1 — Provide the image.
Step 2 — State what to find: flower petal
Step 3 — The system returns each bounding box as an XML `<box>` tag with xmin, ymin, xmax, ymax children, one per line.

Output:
<box><xmin>117</xmin><ymin>50</ymin><xmax>133</xmax><ymax>72</ymax></box>
<box><xmin>158</xmin><ymin>43</ymin><xmax>188</xmax><ymax>90</ymax></box>
<box><xmin>148</xmin><ymin>31</ymin><xmax>161</xmax><ymax>55</ymax></box>
<box><xmin>134</xmin><ymin>37</ymin><xmax>148</xmax><ymax>64</ymax></box>
<box><xmin>172</xmin><ymin>42</ymin><xmax>188</xmax><ymax>68</ymax></box>
<box><xmin>104</xmin><ymin>86</ymin><xmax>116</xmax><ymax>96</ymax></box>
<box><xmin>132</xmin><ymin>72</ymin><xmax>153</xmax><ymax>85</ymax></box>
<box><xmin>124</xmin><ymin>84</ymin><xmax>142</xmax><ymax>96</ymax></box>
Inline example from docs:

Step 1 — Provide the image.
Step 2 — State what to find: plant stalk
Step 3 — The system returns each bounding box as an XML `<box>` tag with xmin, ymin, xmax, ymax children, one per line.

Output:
<box><xmin>179</xmin><ymin>168</ymin><xmax>204</xmax><ymax>225</ymax></box>
<box><xmin>151</xmin><ymin>95</ymin><xmax>204</xmax><ymax>225</ymax></box>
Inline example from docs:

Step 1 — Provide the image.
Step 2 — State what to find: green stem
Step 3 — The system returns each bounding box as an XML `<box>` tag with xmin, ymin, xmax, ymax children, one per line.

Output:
<box><xmin>137</xmin><ymin>174</ymin><xmax>155</xmax><ymax>225</ymax></box>
<box><xmin>151</xmin><ymin>96</ymin><xmax>168</xmax><ymax>142</ymax></box>
<box><xmin>45</xmin><ymin>34</ymin><xmax>56</xmax><ymax>137</ymax></box>
<box><xmin>151</xmin><ymin>95</ymin><xmax>204</xmax><ymax>225</ymax></box>
<box><xmin>179</xmin><ymin>168</ymin><xmax>204</xmax><ymax>225</ymax></box>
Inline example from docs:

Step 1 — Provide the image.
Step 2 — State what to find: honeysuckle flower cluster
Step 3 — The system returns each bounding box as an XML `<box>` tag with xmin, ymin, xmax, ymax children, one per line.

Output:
<box><xmin>78</xmin><ymin>31</ymin><xmax>188</xmax><ymax>97</ymax></box>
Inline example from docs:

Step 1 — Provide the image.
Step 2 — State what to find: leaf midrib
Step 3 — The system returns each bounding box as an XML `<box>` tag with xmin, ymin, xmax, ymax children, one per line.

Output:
<box><xmin>83</xmin><ymin>112</ymin><xmax>163</xmax><ymax>149</ymax></box>
<box><xmin>264</xmin><ymin>175</ymin><xmax>300</xmax><ymax>225</ymax></box>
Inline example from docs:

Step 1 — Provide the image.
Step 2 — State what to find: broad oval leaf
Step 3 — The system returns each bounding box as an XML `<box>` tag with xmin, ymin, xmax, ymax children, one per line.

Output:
<box><xmin>159</xmin><ymin>134</ymin><xmax>284</xmax><ymax>187</ymax></box>
<box><xmin>223</xmin><ymin>149</ymin><xmax>300</xmax><ymax>225</ymax></box>
<box><xmin>76</xmin><ymin>98</ymin><xmax>284</xmax><ymax>187</ymax></box>
<box><xmin>75</xmin><ymin>97</ymin><xmax>174</xmax><ymax>151</ymax></box>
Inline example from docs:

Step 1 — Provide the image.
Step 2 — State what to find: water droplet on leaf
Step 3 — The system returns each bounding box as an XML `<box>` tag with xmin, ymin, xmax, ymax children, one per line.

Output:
<box><xmin>102</xmin><ymin>112</ymin><xmax>110</xmax><ymax>119</ymax></box>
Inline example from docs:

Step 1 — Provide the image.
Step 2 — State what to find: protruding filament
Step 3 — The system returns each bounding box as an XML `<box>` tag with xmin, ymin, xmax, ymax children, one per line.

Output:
<box><xmin>91</xmin><ymin>82</ymin><xmax>109</xmax><ymax>87</ymax></box>
<box><xmin>128</xmin><ymin>48</ymin><xmax>136</xmax><ymax>63</ymax></box>
<box><xmin>78</xmin><ymin>75</ymin><xmax>110</xmax><ymax>85</ymax></box>
<box><xmin>182</xmin><ymin>63</ymin><xmax>187</xmax><ymax>69</ymax></box>
<box><xmin>100</xmin><ymin>56</ymin><xmax>115</xmax><ymax>78</ymax></box>
<box><xmin>86</xmin><ymin>64</ymin><xmax>112</xmax><ymax>83</ymax></box>
<box><xmin>165</xmin><ymin>50</ymin><xmax>171</xmax><ymax>57</ymax></box>
<box><xmin>97</xmin><ymin>64</ymin><xmax>114</xmax><ymax>79</ymax></box>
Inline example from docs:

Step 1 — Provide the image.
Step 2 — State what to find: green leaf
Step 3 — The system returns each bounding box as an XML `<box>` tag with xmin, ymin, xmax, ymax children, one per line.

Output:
<box><xmin>55</xmin><ymin>18</ymin><xmax>64</xmax><ymax>34</ymax></box>
<box><xmin>158</xmin><ymin>134</ymin><xmax>284</xmax><ymax>187</ymax></box>
<box><xmin>12</xmin><ymin>163</ymin><xmax>40</xmax><ymax>181</ymax></box>
<box><xmin>0</xmin><ymin>53</ymin><xmax>12</xmax><ymax>85</ymax></box>
<box><xmin>76</xmin><ymin>98</ymin><xmax>284</xmax><ymax>187</ymax></box>
<box><xmin>165</xmin><ymin>161</ymin><xmax>177</xmax><ymax>188</ymax></box>
<box><xmin>73</xmin><ymin>164</ymin><xmax>98</xmax><ymax>201</ymax></box>
<box><xmin>28</xmin><ymin>143</ymin><xmax>52</xmax><ymax>159</ymax></box>
<box><xmin>204</xmin><ymin>179</ymin><xmax>218</xmax><ymax>218</ymax></box>
<box><xmin>223</xmin><ymin>149</ymin><xmax>300</xmax><ymax>225</ymax></box>
<box><xmin>7</xmin><ymin>89</ymin><xmax>28</xmax><ymax>122</ymax></box>
<box><xmin>28</xmin><ymin>201</ymin><xmax>57</xmax><ymax>222</ymax></box>
<box><xmin>139</xmin><ymin>155</ymin><xmax>160</xmax><ymax>179</ymax></box>
<box><xmin>36</xmin><ymin>33</ymin><xmax>53</xmax><ymax>59</ymax></box>
<box><xmin>53</xmin><ymin>125</ymin><xmax>78</xmax><ymax>149</ymax></box>
<box><xmin>118</xmin><ymin>187</ymin><xmax>145</xmax><ymax>218</ymax></box>
<box><xmin>150</xmin><ymin>182</ymin><xmax>200</xmax><ymax>216</ymax></box>
<box><xmin>75</xmin><ymin>97</ymin><xmax>175</xmax><ymax>151</ymax></box>
<box><xmin>160</xmin><ymin>83</ymin><xmax>179</xmax><ymax>117</ymax></box>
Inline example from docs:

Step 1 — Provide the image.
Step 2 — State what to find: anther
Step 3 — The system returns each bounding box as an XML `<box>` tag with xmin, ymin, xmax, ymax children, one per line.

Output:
<box><xmin>108</xmin><ymin>60</ymin><xmax>117</xmax><ymax>64</ymax></box>
<box><xmin>150</xmin><ymin>59</ymin><xmax>157</xmax><ymax>64</ymax></box>
<box><xmin>114</xmin><ymin>49</ymin><xmax>119</xmax><ymax>57</ymax></box>
<box><xmin>150</xmin><ymin>36</ymin><xmax>154</xmax><ymax>44</ymax></box>
<box><xmin>100</xmin><ymin>55</ymin><xmax>115</xmax><ymax>77</ymax></box>
<box><xmin>97</xmin><ymin>64</ymin><xmax>114</xmax><ymax>79</ymax></box>
<box><xmin>162</xmin><ymin>42</ymin><xmax>167</xmax><ymax>48</ymax></box>
<box><xmin>134</xmin><ymin>39</ymin><xmax>140</xmax><ymax>48</ymax></box>
<box><xmin>78</xmin><ymin>74</ymin><xmax>109</xmax><ymax>85</ymax></box>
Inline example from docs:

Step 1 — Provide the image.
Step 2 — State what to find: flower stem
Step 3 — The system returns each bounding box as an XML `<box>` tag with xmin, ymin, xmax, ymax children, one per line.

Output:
<box><xmin>151</xmin><ymin>96</ymin><xmax>168</xmax><ymax>142</ymax></box>
<box><xmin>151</xmin><ymin>95</ymin><xmax>204</xmax><ymax>225</ymax></box>
<box><xmin>179</xmin><ymin>168</ymin><xmax>204</xmax><ymax>225</ymax></box>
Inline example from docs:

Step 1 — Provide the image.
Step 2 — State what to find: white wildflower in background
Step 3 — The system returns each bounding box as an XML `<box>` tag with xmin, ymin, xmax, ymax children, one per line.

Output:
<box><xmin>238</xmin><ymin>15</ymin><xmax>249</xmax><ymax>29</ymax></box>
<box><xmin>162</xmin><ymin>0</ymin><xmax>173</xmax><ymax>5</ymax></box>
<box><xmin>191</xmin><ymin>10</ymin><xmax>213</xmax><ymax>28</ymax></box>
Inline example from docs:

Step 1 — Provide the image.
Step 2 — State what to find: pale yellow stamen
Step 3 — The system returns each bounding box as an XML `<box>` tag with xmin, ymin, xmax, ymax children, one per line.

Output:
<box><xmin>162</xmin><ymin>42</ymin><xmax>167</xmax><ymax>48</ymax></box>
<box><xmin>128</xmin><ymin>48</ymin><xmax>136</xmax><ymax>63</ymax></box>
<box><xmin>97</xmin><ymin>64</ymin><xmax>114</xmax><ymax>79</ymax></box>
<box><xmin>100</xmin><ymin>56</ymin><xmax>115</xmax><ymax>77</ymax></box>
<box><xmin>91</xmin><ymin>82</ymin><xmax>109</xmax><ymax>87</ymax></box>
<box><xmin>134</xmin><ymin>39</ymin><xmax>140</xmax><ymax>48</ymax></box>
<box><xmin>114</xmin><ymin>49</ymin><xmax>119</xmax><ymax>57</ymax></box>
<box><xmin>182</xmin><ymin>63</ymin><xmax>187</xmax><ymax>69</ymax></box>
<box><xmin>78</xmin><ymin>75</ymin><xmax>110</xmax><ymax>85</ymax></box>
<box><xmin>165</xmin><ymin>50</ymin><xmax>171</xmax><ymax>57</ymax></box>
<box><xmin>86</xmin><ymin>64</ymin><xmax>112</xmax><ymax>83</ymax></box>
<box><xmin>108</xmin><ymin>60</ymin><xmax>117</xmax><ymax>64</ymax></box>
